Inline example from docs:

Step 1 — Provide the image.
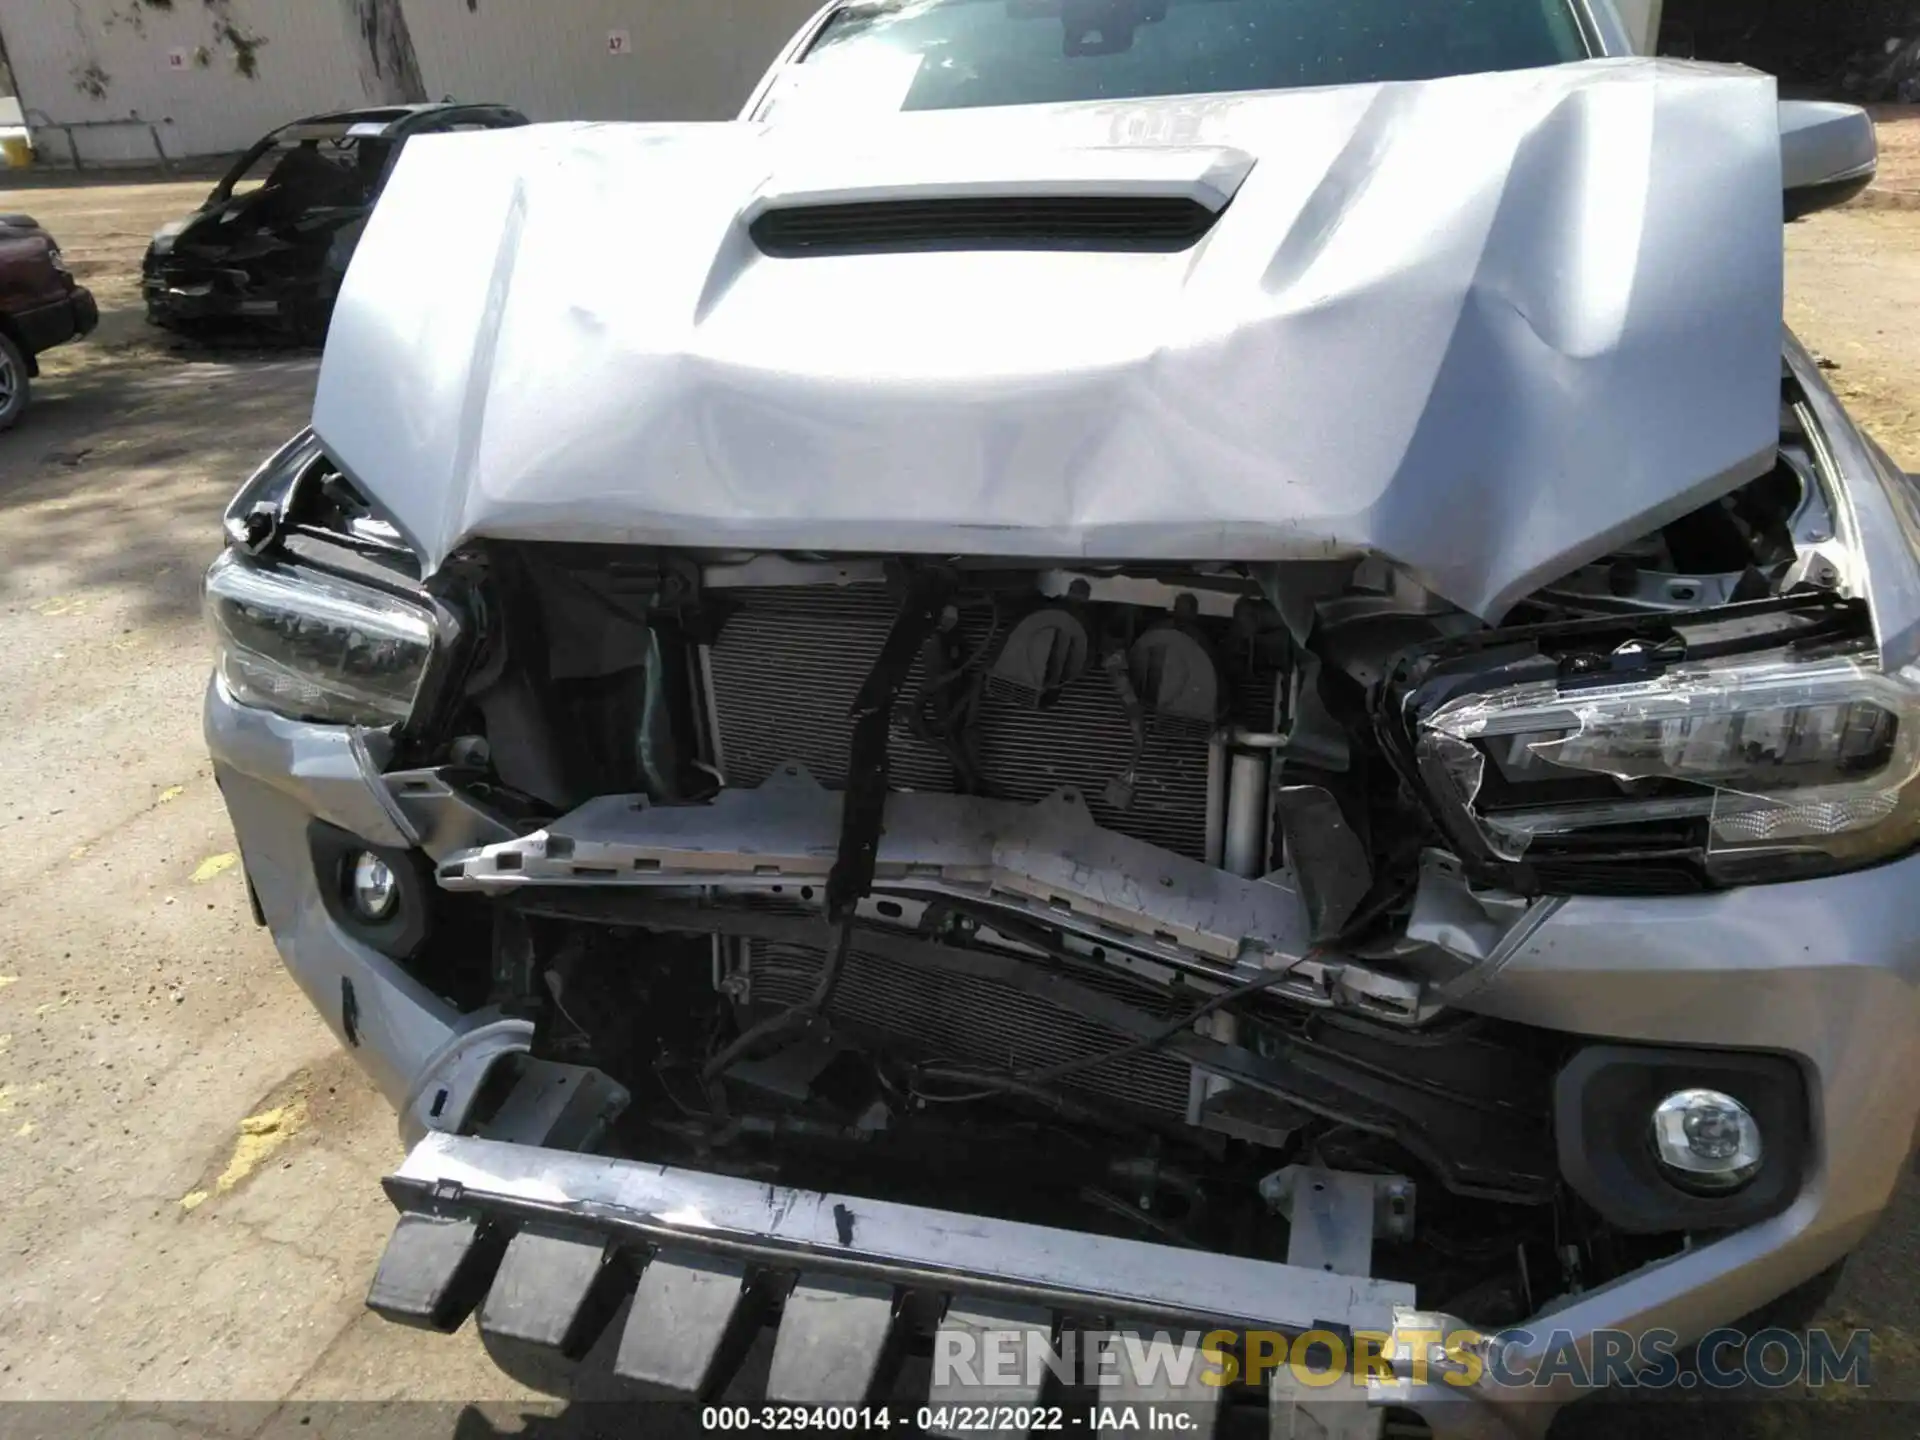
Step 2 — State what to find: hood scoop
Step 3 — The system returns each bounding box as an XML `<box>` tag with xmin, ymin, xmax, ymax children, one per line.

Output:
<box><xmin>744</xmin><ymin>140</ymin><xmax>1253</xmax><ymax>255</ymax></box>
<box><xmin>749</xmin><ymin>193</ymin><xmax>1222</xmax><ymax>255</ymax></box>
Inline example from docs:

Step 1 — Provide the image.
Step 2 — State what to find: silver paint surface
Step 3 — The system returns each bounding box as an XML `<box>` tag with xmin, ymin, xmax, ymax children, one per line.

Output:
<box><xmin>313</xmin><ymin>58</ymin><xmax>1783</xmax><ymax>621</ymax></box>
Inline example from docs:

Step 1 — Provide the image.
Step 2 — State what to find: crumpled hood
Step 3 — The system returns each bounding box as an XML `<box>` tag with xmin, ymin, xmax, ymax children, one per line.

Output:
<box><xmin>313</xmin><ymin>58</ymin><xmax>1784</xmax><ymax>620</ymax></box>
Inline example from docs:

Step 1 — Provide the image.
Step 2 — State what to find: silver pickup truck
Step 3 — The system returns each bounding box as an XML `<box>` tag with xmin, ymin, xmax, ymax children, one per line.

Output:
<box><xmin>201</xmin><ymin>0</ymin><xmax>1912</xmax><ymax>1432</ymax></box>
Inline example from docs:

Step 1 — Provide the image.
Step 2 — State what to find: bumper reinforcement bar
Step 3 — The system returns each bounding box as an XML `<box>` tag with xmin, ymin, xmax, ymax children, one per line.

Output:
<box><xmin>374</xmin><ymin>1133</ymin><xmax>1425</xmax><ymax>1430</ymax></box>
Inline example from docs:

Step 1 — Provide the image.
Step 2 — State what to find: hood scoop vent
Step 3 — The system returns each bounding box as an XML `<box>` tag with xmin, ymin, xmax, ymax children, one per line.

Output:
<box><xmin>742</xmin><ymin>142</ymin><xmax>1252</xmax><ymax>256</ymax></box>
<box><xmin>749</xmin><ymin>194</ymin><xmax>1223</xmax><ymax>256</ymax></box>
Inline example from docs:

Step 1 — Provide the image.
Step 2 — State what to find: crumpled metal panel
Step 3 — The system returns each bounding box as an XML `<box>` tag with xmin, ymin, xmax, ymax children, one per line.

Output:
<box><xmin>391</xmin><ymin>1131</ymin><xmax>1417</xmax><ymax>1332</ymax></box>
<box><xmin>435</xmin><ymin>766</ymin><xmax>1316</xmax><ymax>971</ymax></box>
<box><xmin>313</xmin><ymin>58</ymin><xmax>1783</xmax><ymax>621</ymax></box>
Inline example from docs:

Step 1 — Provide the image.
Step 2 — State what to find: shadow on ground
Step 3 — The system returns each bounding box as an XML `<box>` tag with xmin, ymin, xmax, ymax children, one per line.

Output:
<box><xmin>0</xmin><ymin>350</ymin><xmax>317</xmax><ymax>627</ymax></box>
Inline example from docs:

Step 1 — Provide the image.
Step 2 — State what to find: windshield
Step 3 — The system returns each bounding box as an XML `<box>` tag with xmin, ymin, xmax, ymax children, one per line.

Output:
<box><xmin>762</xmin><ymin>0</ymin><xmax>1590</xmax><ymax>118</ymax></box>
<box><xmin>212</xmin><ymin>128</ymin><xmax>393</xmax><ymax>205</ymax></box>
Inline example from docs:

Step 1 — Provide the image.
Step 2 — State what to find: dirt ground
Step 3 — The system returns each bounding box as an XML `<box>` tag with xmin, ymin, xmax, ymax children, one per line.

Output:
<box><xmin>3</xmin><ymin>130</ymin><xmax>1920</xmax><ymax>1440</ymax></box>
<box><xmin>0</xmin><ymin>174</ymin><xmax>597</xmax><ymax>1436</ymax></box>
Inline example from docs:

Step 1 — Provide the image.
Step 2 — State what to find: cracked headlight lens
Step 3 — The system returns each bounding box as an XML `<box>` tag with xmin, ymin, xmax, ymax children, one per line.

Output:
<box><xmin>1420</xmin><ymin>655</ymin><xmax>1920</xmax><ymax>877</ymax></box>
<box><xmin>204</xmin><ymin>550</ymin><xmax>435</xmax><ymax>725</ymax></box>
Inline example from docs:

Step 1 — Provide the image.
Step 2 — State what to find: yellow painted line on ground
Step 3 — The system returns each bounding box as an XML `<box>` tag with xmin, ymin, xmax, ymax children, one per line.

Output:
<box><xmin>180</xmin><ymin>1094</ymin><xmax>311</xmax><ymax>1211</ymax></box>
<box><xmin>191</xmin><ymin>852</ymin><xmax>237</xmax><ymax>884</ymax></box>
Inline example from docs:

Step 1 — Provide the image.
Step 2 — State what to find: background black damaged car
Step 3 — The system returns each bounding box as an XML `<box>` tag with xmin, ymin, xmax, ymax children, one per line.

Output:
<box><xmin>141</xmin><ymin>102</ymin><xmax>527</xmax><ymax>346</ymax></box>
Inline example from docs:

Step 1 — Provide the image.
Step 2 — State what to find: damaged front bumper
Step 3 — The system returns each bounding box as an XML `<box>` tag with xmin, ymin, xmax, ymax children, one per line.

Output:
<box><xmin>143</xmin><ymin>258</ymin><xmax>312</xmax><ymax>327</ymax></box>
<box><xmin>208</xmin><ymin>674</ymin><xmax>1920</xmax><ymax>1431</ymax></box>
<box><xmin>375</xmin><ymin>1128</ymin><xmax>1560</xmax><ymax>1438</ymax></box>
<box><xmin>376</xmin><ymin>1132</ymin><xmax>1414</xmax><ymax>1399</ymax></box>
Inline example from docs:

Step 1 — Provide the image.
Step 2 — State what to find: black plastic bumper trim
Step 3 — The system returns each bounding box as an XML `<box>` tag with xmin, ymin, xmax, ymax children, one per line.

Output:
<box><xmin>1554</xmin><ymin>1044</ymin><xmax>1810</xmax><ymax>1234</ymax></box>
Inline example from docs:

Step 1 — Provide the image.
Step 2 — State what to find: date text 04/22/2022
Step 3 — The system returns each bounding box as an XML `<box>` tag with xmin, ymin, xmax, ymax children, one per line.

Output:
<box><xmin>700</xmin><ymin>1406</ymin><xmax>1201</xmax><ymax>1432</ymax></box>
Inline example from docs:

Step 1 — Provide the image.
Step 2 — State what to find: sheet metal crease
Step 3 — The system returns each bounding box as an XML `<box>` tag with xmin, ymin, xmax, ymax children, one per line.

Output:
<box><xmin>315</xmin><ymin>59</ymin><xmax>1784</xmax><ymax>621</ymax></box>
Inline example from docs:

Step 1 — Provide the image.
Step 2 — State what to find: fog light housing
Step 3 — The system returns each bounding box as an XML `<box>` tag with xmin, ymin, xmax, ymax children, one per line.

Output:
<box><xmin>1651</xmin><ymin>1089</ymin><xmax>1763</xmax><ymax>1192</ymax></box>
<box><xmin>309</xmin><ymin>823</ymin><xmax>431</xmax><ymax>960</ymax></box>
<box><xmin>350</xmin><ymin>851</ymin><xmax>399</xmax><ymax>921</ymax></box>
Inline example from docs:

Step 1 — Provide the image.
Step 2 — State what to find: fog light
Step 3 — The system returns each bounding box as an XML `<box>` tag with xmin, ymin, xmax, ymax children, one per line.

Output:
<box><xmin>1651</xmin><ymin>1089</ymin><xmax>1763</xmax><ymax>1191</ymax></box>
<box><xmin>349</xmin><ymin>851</ymin><xmax>398</xmax><ymax>921</ymax></box>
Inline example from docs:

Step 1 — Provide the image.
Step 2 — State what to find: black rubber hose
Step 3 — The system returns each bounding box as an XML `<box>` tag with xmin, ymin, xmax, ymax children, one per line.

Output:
<box><xmin>699</xmin><ymin>917</ymin><xmax>856</xmax><ymax>1083</ymax></box>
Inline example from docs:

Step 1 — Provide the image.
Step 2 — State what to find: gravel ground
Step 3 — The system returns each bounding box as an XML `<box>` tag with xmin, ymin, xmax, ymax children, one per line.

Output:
<box><xmin>1</xmin><ymin>146</ymin><xmax>1918</xmax><ymax>1440</ymax></box>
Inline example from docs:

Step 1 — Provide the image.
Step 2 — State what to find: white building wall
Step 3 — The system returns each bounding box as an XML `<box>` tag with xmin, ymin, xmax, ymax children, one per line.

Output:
<box><xmin>0</xmin><ymin>0</ymin><xmax>371</xmax><ymax>163</ymax></box>
<box><xmin>402</xmin><ymin>0</ymin><xmax>823</xmax><ymax>123</ymax></box>
<box><xmin>0</xmin><ymin>0</ymin><xmax>823</xmax><ymax>164</ymax></box>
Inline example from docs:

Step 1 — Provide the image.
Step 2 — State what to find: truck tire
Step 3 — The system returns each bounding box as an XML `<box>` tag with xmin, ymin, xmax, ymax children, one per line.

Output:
<box><xmin>0</xmin><ymin>330</ymin><xmax>29</xmax><ymax>431</ymax></box>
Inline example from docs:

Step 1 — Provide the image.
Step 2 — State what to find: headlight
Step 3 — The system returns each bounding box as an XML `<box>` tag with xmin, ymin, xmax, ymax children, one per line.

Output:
<box><xmin>46</xmin><ymin>243</ymin><xmax>70</xmax><ymax>277</ymax></box>
<box><xmin>204</xmin><ymin>550</ymin><xmax>436</xmax><ymax>725</ymax></box>
<box><xmin>1418</xmin><ymin>653</ymin><xmax>1920</xmax><ymax>880</ymax></box>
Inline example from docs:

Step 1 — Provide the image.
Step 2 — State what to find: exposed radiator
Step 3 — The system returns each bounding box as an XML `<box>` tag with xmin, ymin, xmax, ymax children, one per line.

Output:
<box><xmin>704</xmin><ymin>584</ymin><xmax>1272</xmax><ymax>861</ymax></box>
<box><xmin>746</xmin><ymin>935</ymin><xmax>1194</xmax><ymax>1118</ymax></box>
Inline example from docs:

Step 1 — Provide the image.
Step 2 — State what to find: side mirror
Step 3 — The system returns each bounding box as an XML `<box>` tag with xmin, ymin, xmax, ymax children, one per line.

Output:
<box><xmin>1780</xmin><ymin>101</ymin><xmax>1877</xmax><ymax>222</ymax></box>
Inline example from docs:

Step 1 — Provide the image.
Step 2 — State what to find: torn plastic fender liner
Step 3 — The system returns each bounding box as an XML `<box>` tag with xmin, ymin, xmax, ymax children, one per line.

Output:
<box><xmin>313</xmin><ymin>60</ymin><xmax>1784</xmax><ymax>622</ymax></box>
